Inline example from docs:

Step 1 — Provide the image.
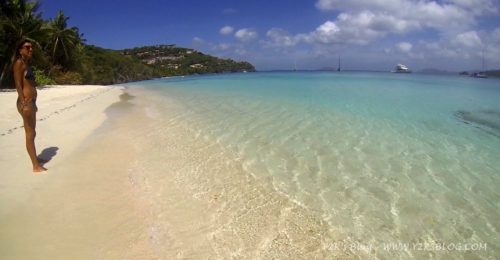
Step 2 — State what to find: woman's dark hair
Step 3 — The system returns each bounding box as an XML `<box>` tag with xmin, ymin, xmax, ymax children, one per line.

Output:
<box><xmin>16</xmin><ymin>39</ymin><xmax>32</xmax><ymax>57</ymax></box>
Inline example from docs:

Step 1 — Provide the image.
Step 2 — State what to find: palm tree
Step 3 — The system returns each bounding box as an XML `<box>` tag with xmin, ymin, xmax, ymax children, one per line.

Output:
<box><xmin>46</xmin><ymin>10</ymin><xmax>83</xmax><ymax>68</ymax></box>
<box><xmin>0</xmin><ymin>0</ymin><xmax>45</xmax><ymax>87</ymax></box>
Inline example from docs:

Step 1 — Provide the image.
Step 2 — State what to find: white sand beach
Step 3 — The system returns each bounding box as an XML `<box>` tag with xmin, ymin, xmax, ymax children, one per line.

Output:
<box><xmin>0</xmin><ymin>85</ymin><xmax>122</xmax><ymax>207</ymax></box>
<box><xmin>0</xmin><ymin>85</ymin><xmax>155</xmax><ymax>258</ymax></box>
<box><xmin>0</xmin><ymin>85</ymin><xmax>356</xmax><ymax>259</ymax></box>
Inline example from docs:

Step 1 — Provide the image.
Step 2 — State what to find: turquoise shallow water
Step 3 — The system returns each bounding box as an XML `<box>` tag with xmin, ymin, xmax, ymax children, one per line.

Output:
<box><xmin>126</xmin><ymin>72</ymin><xmax>500</xmax><ymax>258</ymax></box>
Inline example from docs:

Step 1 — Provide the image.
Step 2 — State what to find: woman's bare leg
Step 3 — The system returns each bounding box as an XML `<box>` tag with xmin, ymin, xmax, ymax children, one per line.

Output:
<box><xmin>21</xmin><ymin>105</ymin><xmax>47</xmax><ymax>173</ymax></box>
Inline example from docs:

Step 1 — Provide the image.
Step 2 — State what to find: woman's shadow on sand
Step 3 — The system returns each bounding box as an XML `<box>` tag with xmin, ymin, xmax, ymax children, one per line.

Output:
<box><xmin>38</xmin><ymin>147</ymin><xmax>59</xmax><ymax>165</ymax></box>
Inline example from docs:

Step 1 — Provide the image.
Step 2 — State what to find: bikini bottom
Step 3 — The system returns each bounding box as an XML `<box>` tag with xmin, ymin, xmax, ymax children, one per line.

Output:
<box><xmin>17</xmin><ymin>97</ymin><xmax>38</xmax><ymax>113</ymax></box>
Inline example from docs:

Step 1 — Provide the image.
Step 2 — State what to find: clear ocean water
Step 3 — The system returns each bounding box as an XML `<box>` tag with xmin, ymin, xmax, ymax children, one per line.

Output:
<box><xmin>126</xmin><ymin>72</ymin><xmax>500</xmax><ymax>257</ymax></box>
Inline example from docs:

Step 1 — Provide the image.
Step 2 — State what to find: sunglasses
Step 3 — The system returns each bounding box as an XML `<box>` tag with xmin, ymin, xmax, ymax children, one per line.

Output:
<box><xmin>23</xmin><ymin>45</ymin><xmax>33</xmax><ymax>50</ymax></box>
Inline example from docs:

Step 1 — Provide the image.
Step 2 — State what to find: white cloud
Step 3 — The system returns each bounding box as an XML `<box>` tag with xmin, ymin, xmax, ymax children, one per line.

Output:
<box><xmin>300</xmin><ymin>11</ymin><xmax>416</xmax><ymax>45</ymax></box>
<box><xmin>202</xmin><ymin>1</ymin><xmax>500</xmax><ymax>71</ymax></box>
<box><xmin>486</xmin><ymin>28</ymin><xmax>500</xmax><ymax>64</ymax></box>
<box><xmin>315</xmin><ymin>0</ymin><xmax>477</xmax><ymax>33</ymax></box>
<box><xmin>489</xmin><ymin>27</ymin><xmax>500</xmax><ymax>44</ymax></box>
<box><xmin>316</xmin><ymin>21</ymin><xmax>340</xmax><ymax>35</ymax></box>
<box><xmin>264</xmin><ymin>28</ymin><xmax>299</xmax><ymax>48</ymax></box>
<box><xmin>234</xmin><ymin>48</ymin><xmax>249</xmax><ymax>56</ymax></box>
<box><xmin>484</xmin><ymin>28</ymin><xmax>500</xmax><ymax>63</ymax></box>
<box><xmin>215</xmin><ymin>43</ymin><xmax>232</xmax><ymax>51</ymax></box>
<box><xmin>303</xmin><ymin>21</ymin><xmax>343</xmax><ymax>44</ymax></box>
<box><xmin>445</xmin><ymin>0</ymin><xmax>498</xmax><ymax>15</ymax></box>
<box><xmin>192</xmin><ymin>37</ymin><xmax>205</xmax><ymax>45</ymax></box>
<box><xmin>235</xmin><ymin>28</ymin><xmax>258</xmax><ymax>42</ymax></box>
<box><xmin>300</xmin><ymin>0</ymin><xmax>498</xmax><ymax>48</ymax></box>
<box><xmin>397</xmin><ymin>42</ymin><xmax>413</xmax><ymax>52</ymax></box>
<box><xmin>219</xmin><ymin>26</ymin><xmax>234</xmax><ymax>35</ymax></box>
<box><xmin>316</xmin><ymin>0</ymin><xmax>408</xmax><ymax>13</ymax></box>
<box><xmin>413</xmin><ymin>40</ymin><xmax>459</xmax><ymax>60</ymax></box>
<box><xmin>415</xmin><ymin>30</ymin><xmax>492</xmax><ymax>62</ymax></box>
<box><xmin>452</xmin><ymin>31</ymin><xmax>483</xmax><ymax>48</ymax></box>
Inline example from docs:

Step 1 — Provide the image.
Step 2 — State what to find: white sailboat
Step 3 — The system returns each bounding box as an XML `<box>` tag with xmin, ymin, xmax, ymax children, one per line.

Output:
<box><xmin>472</xmin><ymin>47</ymin><xmax>488</xmax><ymax>78</ymax></box>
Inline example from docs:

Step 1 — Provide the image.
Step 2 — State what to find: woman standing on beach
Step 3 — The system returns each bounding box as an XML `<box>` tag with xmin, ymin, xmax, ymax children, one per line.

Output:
<box><xmin>13</xmin><ymin>39</ymin><xmax>47</xmax><ymax>172</ymax></box>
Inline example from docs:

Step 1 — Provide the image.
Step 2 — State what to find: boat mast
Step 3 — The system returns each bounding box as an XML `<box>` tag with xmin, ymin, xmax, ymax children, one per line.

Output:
<box><xmin>482</xmin><ymin>46</ymin><xmax>486</xmax><ymax>72</ymax></box>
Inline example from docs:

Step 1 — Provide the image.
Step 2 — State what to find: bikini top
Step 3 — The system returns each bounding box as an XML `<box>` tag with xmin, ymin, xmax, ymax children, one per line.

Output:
<box><xmin>25</xmin><ymin>65</ymin><xmax>36</xmax><ymax>81</ymax></box>
<box><xmin>19</xmin><ymin>58</ymin><xmax>36</xmax><ymax>81</ymax></box>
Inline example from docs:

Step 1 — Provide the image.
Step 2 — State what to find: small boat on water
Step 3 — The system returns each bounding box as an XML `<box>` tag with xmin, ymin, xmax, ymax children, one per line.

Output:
<box><xmin>393</xmin><ymin>64</ymin><xmax>412</xmax><ymax>73</ymax></box>
<box><xmin>471</xmin><ymin>72</ymin><xmax>488</xmax><ymax>78</ymax></box>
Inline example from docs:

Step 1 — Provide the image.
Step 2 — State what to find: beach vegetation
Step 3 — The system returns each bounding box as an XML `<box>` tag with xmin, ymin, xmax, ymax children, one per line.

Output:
<box><xmin>33</xmin><ymin>67</ymin><xmax>56</xmax><ymax>85</ymax></box>
<box><xmin>0</xmin><ymin>0</ymin><xmax>45</xmax><ymax>85</ymax></box>
<box><xmin>77</xmin><ymin>45</ymin><xmax>155</xmax><ymax>85</ymax></box>
<box><xmin>45</xmin><ymin>10</ymin><xmax>83</xmax><ymax>70</ymax></box>
<box><xmin>0</xmin><ymin>0</ymin><xmax>256</xmax><ymax>88</ymax></box>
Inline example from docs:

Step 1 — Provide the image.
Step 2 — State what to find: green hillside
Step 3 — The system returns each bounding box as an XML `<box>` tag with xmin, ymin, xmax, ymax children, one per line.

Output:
<box><xmin>485</xmin><ymin>70</ymin><xmax>500</xmax><ymax>77</ymax></box>
<box><xmin>123</xmin><ymin>45</ymin><xmax>255</xmax><ymax>77</ymax></box>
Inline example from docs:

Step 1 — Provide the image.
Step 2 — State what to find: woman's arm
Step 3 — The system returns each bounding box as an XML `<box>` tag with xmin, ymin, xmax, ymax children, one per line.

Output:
<box><xmin>13</xmin><ymin>60</ymin><xmax>25</xmax><ymax>104</ymax></box>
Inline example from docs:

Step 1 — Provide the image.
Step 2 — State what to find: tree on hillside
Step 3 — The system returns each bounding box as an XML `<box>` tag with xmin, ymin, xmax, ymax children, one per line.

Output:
<box><xmin>0</xmin><ymin>0</ymin><xmax>45</xmax><ymax>86</ymax></box>
<box><xmin>46</xmin><ymin>10</ymin><xmax>83</xmax><ymax>69</ymax></box>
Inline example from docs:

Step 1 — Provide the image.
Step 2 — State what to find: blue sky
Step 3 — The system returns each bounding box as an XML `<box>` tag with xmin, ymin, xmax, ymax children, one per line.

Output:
<box><xmin>39</xmin><ymin>0</ymin><xmax>500</xmax><ymax>71</ymax></box>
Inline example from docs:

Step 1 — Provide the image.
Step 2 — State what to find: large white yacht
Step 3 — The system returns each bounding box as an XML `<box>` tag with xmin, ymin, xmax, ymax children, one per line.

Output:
<box><xmin>393</xmin><ymin>64</ymin><xmax>412</xmax><ymax>73</ymax></box>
